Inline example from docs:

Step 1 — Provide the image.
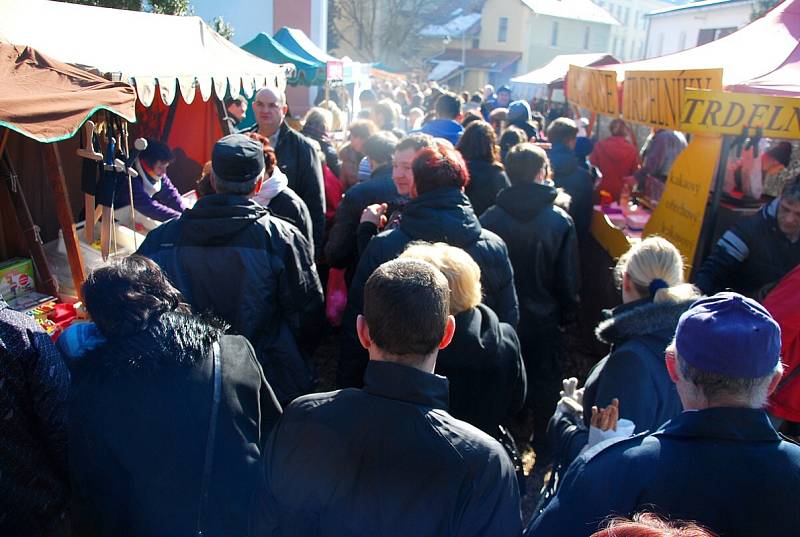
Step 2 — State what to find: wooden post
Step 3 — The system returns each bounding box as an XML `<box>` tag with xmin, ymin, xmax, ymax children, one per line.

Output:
<box><xmin>587</xmin><ymin>111</ymin><xmax>597</xmax><ymax>139</ymax></box>
<box><xmin>42</xmin><ymin>143</ymin><xmax>86</xmax><ymax>298</ymax></box>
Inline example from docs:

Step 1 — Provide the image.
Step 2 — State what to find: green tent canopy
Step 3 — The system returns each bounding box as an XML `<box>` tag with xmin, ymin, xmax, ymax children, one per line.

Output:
<box><xmin>241</xmin><ymin>33</ymin><xmax>323</xmax><ymax>87</ymax></box>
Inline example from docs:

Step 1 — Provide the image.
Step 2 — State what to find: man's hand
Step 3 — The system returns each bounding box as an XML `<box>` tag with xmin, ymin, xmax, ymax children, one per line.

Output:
<box><xmin>590</xmin><ymin>398</ymin><xmax>620</xmax><ymax>432</ymax></box>
<box><xmin>360</xmin><ymin>203</ymin><xmax>388</xmax><ymax>228</ymax></box>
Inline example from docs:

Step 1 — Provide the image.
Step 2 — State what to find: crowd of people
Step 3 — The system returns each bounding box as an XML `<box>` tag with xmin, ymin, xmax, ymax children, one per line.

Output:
<box><xmin>2</xmin><ymin>78</ymin><xmax>800</xmax><ymax>537</ymax></box>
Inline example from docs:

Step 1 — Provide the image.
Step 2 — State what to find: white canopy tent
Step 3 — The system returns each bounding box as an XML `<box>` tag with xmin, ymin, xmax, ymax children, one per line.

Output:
<box><xmin>0</xmin><ymin>0</ymin><xmax>288</xmax><ymax>107</ymax></box>
<box><xmin>511</xmin><ymin>53</ymin><xmax>618</xmax><ymax>101</ymax></box>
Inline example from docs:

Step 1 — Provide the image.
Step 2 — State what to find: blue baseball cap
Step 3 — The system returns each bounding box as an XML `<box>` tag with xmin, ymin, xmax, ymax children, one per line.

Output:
<box><xmin>675</xmin><ymin>292</ymin><xmax>781</xmax><ymax>378</ymax></box>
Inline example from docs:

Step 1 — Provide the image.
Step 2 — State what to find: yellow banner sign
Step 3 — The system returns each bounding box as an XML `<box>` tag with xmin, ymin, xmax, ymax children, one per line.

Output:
<box><xmin>623</xmin><ymin>69</ymin><xmax>723</xmax><ymax>130</ymax></box>
<box><xmin>566</xmin><ymin>65</ymin><xmax>619</xmax><ymax>116</ymax></box>
<box><xmin>644</xmin><ymin>134</ymin><xmax>723</xmax><ymax>265</ymax></box>
<box><xmin>680</xmin><ymin>89</ymin><xmax>800</xmax><ymax>139</ymax></box>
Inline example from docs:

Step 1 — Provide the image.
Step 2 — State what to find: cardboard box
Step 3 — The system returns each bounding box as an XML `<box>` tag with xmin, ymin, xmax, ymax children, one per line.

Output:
<box><xmin>0</xmin><ymin>258</ymin><xmax>35</xmax><ymax>301</ymax></box>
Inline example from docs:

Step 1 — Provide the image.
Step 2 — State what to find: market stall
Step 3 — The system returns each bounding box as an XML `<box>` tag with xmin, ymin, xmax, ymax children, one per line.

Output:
<box><xmin>272</xmin><ymin>27</ymin><xmax>372</xmax><ymax>122</ymax></box>
<box><xmin>570</xmin><ymin>0</ymin><xmax>800</xmax><ymax>268</ymax></box>
<box><xmin>242</xmin><ymin>32</ymin><xmax>324</xmax><ymax>86</ymax></box>
<box><xmin>0</xmin><ymin>41</ymin><xmax>136</xmax><ymax>334</ymax></box>
<box><xmin>510</xmin><ymin>53</ymin><xmax>618</xmax><ymax>103</ymax></box>
<box><xmin>0</xmin><ymin>0</ymin><xmax>288</xmax><ymax>192</ymax></box>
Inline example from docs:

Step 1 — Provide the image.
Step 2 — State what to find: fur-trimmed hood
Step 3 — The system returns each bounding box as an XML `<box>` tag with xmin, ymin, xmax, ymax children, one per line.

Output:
<box><xmin>78</xmin><ymin>311</ymin><xmax>225</xmax><ymax>374</ymax></box>
<box><xmin>596</xmin><ymin>298</ymin><xmax>696</xmax><ymax>346</ymax></box>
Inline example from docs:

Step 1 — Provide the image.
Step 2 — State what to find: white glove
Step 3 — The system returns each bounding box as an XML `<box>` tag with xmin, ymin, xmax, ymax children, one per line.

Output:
<box><xmin>557</xmin><ymin>377</ymin><xmax>584</xmax><ymax>417</ymax></box>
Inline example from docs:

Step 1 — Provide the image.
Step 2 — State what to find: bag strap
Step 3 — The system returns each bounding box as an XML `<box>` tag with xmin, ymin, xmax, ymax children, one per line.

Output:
<box><xmin>196</xmin><ymin>340</ymin><xmax>222</xmax><ymax>537</ymax></box>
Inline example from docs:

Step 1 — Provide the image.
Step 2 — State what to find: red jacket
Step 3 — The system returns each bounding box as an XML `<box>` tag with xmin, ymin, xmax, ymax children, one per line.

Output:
<box><xmin>765</xmin><ymin>264</ymin><xmax>800</xmax><ymax>422</ymax></box>
<box><xmin>322</xmin><ymin>163</ymin><xmax>342</xmax><ymax>223</ymax></box>
<box><xmin>590</xmin><ymin>135</ymin><xmax>639</xmax><ymax>201</ymax></box>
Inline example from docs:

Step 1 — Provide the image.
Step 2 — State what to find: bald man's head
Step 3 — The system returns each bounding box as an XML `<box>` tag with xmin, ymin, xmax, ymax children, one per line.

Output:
<box><xmin>252</xmin><ymin>87</ymin><xmax>287</xmax><ymax>136</ymax></box>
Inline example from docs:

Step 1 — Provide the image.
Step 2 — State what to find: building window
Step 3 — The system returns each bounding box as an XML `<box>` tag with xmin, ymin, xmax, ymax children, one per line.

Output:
<box><xmin>472</xmin><ymin>37</ymin><xmax>480</xmax><ymax>49</ymax></box>
<box><xmin>624</xmin><ymin>6</ymin><xmax>630</xmax><ymax>25</ymax></box>
<box><xmin>656</xmin><ymin>33</ymin><xmax>664</xmax><ymax>56</ymax></box>
<box><xmin>612</xmin><ymin>37</ymin><xmax>618</xmax><ymax>55</ymax></box>
<box><xmin>697</xmin><ymin>27</ymin><xmax>736</xmax><ymax>46</ymax></box>
<box><xmin>619</xmin><ymin>38</ymin><xmax>626</xmax><ymax>57</ymax></box>
<box><xmin>678</xmin><ymin>31</ymin><xmax>687</xmax><ymax>50</ymax></box>
<box><xmin>551</xmin><ymin>21</ymin><xmax>559</xmax><ymax>46</ymax></box>
<box><xmin>583</xmin><ymin>26</ymin><xmax>591</xmax><ymax>49</ymax></box>
<box><xmin>498</xmin><ymin>17</ymin><xmax>508</xmax><ymax>43</ymax></box>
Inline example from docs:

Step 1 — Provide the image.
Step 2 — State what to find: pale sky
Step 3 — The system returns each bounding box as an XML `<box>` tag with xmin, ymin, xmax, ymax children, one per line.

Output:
<box><xmin>191</xmin><ymin>0</ymin><xmax>274</xmax><ymax>45</ymax></box>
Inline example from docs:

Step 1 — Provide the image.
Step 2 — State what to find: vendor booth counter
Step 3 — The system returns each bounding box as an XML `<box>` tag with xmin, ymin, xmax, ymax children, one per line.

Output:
<box><xmin>570</xmin><ymin>0</ymin><xmax>800</xmax><ymax>268</ymax></box>
<box><xmin>0</xmin><ymin>41</ymin><xmax>137</xmax><ymax>336</ymax></box>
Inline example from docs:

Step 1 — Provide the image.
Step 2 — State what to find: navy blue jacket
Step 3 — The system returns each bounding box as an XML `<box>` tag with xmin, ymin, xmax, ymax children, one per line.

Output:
<box><xmin>547</xmin><ymin>143</ymin><xmax>593</xmax><ymax>240</ymax></box>
<box><xmin>695</xmin><ymin>198</ymin><xmax>800</xmax><ymax>298</ymax></box>
<box><xmin>528</xmin><ymin>407</ymin><xmax>800</xmax><ymax>537</ymax></box>
<box><xmin>549</xmin><ymin>298</ymin><xmax>690</xmax><ymax>465</ymax></box>
<box><xmin>137</xmin><ymin>194</ymin><xmax>323</xmax><ymax>404</ymax></box>
<box><xmin>253</xmin><ymin>360</ymin><xmax>522</xmax><ymax>536</ymax></box>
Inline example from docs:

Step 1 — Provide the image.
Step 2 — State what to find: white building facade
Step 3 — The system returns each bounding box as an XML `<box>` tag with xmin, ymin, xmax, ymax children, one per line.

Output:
<box><xmin>644</xmin><ymin>0</ymin><xmax>756</xmax><ymax>58</ymax></box>
<box><xmin>593</xmin><ymin>0</ymin><xmax>675</xmax><ymax>61</ymax></box>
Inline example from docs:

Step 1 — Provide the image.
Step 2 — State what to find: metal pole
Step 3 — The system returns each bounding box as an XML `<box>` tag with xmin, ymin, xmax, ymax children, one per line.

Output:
<box><xmin>694</xmin><ymin>135</ymin><xmax>731</xmax><ymax>272</ymax></box>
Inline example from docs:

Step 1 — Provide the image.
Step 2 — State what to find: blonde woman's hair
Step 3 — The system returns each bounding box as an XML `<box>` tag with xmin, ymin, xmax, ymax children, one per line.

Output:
<box><xmin>319</xmin><ymin>100</ymin><xmax>345</xmax><ymax>131</ymax></box>
<box><xmin>401</xmin><ymin>242</ymin><xmax>482</xmax><ymax>315</ymax></box>
<box><xmin>615</xmin><ymin>236</ymin><xmax>700</xmax><ymax>304</ymax></box>
<box><xmin>304</xmin><ymin>107</ymin><xmax>333</xmax><ymax>133</ymax></box>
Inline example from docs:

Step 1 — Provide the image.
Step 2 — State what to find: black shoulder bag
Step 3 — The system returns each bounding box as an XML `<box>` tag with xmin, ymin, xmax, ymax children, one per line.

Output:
<box><xmin>195</xmin><ymin>341</ymin><xmax>222</xmax><ymax>537</ymax></box>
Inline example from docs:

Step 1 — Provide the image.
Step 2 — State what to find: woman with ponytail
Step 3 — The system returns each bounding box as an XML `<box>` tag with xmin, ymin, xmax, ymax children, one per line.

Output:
<box><xmin>548</xmin><ymin>237</ymin><xmax>701</xmax><ymax>468</ymax></box>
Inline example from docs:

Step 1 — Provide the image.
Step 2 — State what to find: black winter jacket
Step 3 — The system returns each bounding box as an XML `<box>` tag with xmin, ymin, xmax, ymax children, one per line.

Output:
<box><xmin>266</xmin><ymin>188</ymin><xmax>315</xmax><ymax>258</ymax></box>
<box><xmin>245</xmin><ymin>122</ymin><xmax>326</xmax><ymax>254</ymax></box>
<box><xmin>324</xmin><ymin>164</ymin><xmax>402</xmax><ymax>278</ymax></box>
<box><xmin>137</xmin><ymin>194</ymin><xmax>324</xmax><ymax>404</ymax></box>
<box><xmin>253</xmin><ymin>360</ymin><xmax>522</xmax><ymax>536</ymax></box>
<box><xmin>548</xmin><ymin>143</ymin><xmax>593</xmax><ymax>240</ymax></box>
<box><xmin>481</xmin><ymin>183</ymin><xmax>580</xmax><ymax>326</ymax></box>
<box><xmin>436</xmin><ymin>304</ymin><xmax>526</xmax><ymax>436</ymax></box>
<box><xmin>338</xmin><ymin>187</ymin><xmax>519</xmax><ymax>387</ymax></box>
<box><xmin>695</xmin><ymin>198</ymin><xmax>800</xmax><ymax>297</ymax></box>
<box><xmin>549</xmin><ymin>298</ymin><xmax>691</xmax><ymax>466</ymax></box>
<box><xmin>68</xmin><ymin>312</ymin><xmax>282</xmax><ymax>537</ymax></box>
<box><xmin>465</xmin><ymin>159</ymin><xmax>510</xmax><ymax>217</ymax></box>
